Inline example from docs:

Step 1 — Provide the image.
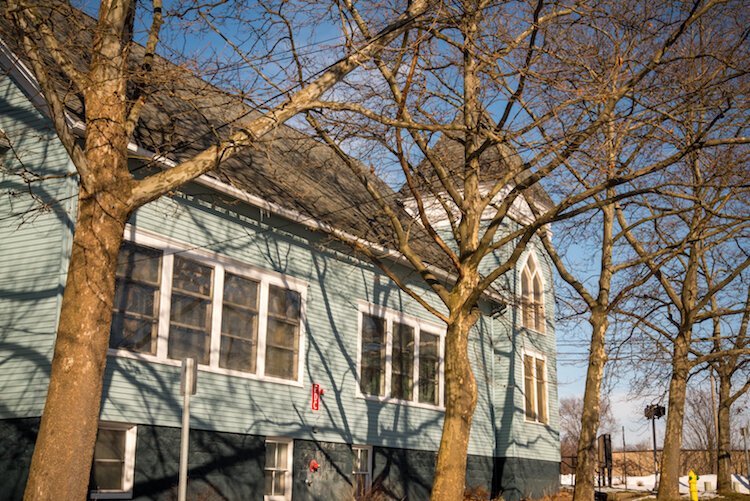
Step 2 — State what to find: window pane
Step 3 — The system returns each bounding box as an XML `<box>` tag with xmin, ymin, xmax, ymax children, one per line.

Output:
<box><xmin>273</xmin><ymin>471</ymin><xmax>285</xmax><ymax>494</ymax></box>
<box><xmin>265</xmin><ymin>346</ymin><xmax>295</xmax><ymax>379</ymax></box>
<box><xmin>220</xmin><ymin>274</ymin><xmax>259</xmax><ymax>373</ymax></box>
<box><xmin>265</xmin><ymin>286</ymin><xmax>300</xmax><ymax>380</ymax></box>
<box><xmin>354</xmin><ymin>448</ymin><xmax>369</xmax><ymax>473</ymax></box>
<box><xmin>533</xmin><ymin>275</ymin><xmax>544</xmax><ymax>332</ymax></box>
<box><xmin>168</xmin><ymin>326</ymin><xmax>209</xmax><ymax>365</ymax></box>
<box><xmin>110</xmin><ymin>313</ymin><xmax>156</xmax><ymax>353</ymax></box>
<box><xmin>391</xmin><ymin>323</ymin><xmax>414</xmax><ymax>400</ymax></box>
<box><xmin>419</xmin><ymin>332</ymin><xmax>439</xmax><ymax>405</ymax></box>
<box><xmin>169</xmin><ymin>258</ymin><xmax>212</xmax><ymax>364</ymax></box>
<box><xmin>220</xmin><ymin>337</ymin><xmax>256</xmax><ymax>372</ymax></box>
<box><xmin>268</xmin><ymin>285</ymin><xmax>301</xmax><ymax>318</ymax></box>
<box><xmin>360</xmin><ymin>314</ymin><xmax>385</xmax><ymax>396</ymax></box>
<box><xmin>266</xmin><ymin>319</ymin><xmax>298</xmax><ymax>349</ymax></box>
<box><xmin>276</xmin><ymin>442</ymin><xmax>288</xmax><ymax>468</ymax></box>
<box><xmin>222</xmin><ymin>305</ymin><xmax>258</xmax><ymax>341</ymax></box>
<box><xmin>92</xmin><ymin>461</ymin><xmax>124</xmax><ymax>490</ymax></box>
<box><xmin>111</xmin><ymin>244</ymin><xmax>161</xmax><ymax>354</ymax></box>
<box><xmin>265</xmin><ymin>442</ymin><xmax>277</xmax><ymax>468</ymax></box>
<box><xmin>521</xmin><ymin>270</ymin><xmax>532</xmax><ymax>328</ymax></box>
<box><xmin>536</xmin><ymin>358</ymin><xmax>547</xmax><ymax>423</ymax></box>
<box><xmin>116</xmin><ymin>243</ymin><xmax>161</xmax><ymax>284</ymax></box>
<box><xmin>171</xmin><ymin>294</ymin><xmax>210</xmax><ymax>328</ymax></box>
<box><xmin>524</xmin><ymin>355</ymin><xmax>536</xmax><ymax>420</ymax></box>
<box><xmin>113</xmin><ymin>281</ymin><xmax>157</xmax><ymax>316</ymax></box>
<box><xmin>172</xmin><ymin>256</ymin><xmax>212</xmax><ymax>296</ymax></box>
<box><xmin>264</xmin><ymin>472</ymin><xmax>273</xmax><ymax>495</ymax></box>
<box><xmin>95</xmin><ymin>429</ymin><xmax>125</xmax><ymax>460</ymax></box>
<box><xmin>223</xmin><ymin>273</ymin><xmax>258</xmax><ymax>307</ymax></box>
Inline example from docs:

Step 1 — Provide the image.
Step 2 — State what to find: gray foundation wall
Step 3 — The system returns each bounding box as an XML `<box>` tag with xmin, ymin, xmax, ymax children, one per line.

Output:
<box><xmin>0</xmin><ymin>418</ymin><xmax>559</xmax><ymax>500</ymax></box>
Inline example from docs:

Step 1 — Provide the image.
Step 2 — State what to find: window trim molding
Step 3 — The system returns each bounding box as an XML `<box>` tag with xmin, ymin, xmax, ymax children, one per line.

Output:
<box><xmin>521</xmin><ymin>349</ymin><xmax>549</xmax><ymax>425</ymax></box>
<box><xmin>89</xmin><ymin>422</ymin><xmax>137</xmax><ymax>500</ymax></box>
<box><xmin>109</xmin><ymin>226</ymin><xmax>308</xmax><ymax>387</ymax></box>
<box><xmin>264</xmin><ymin>437</ymin><xmax>293</xmax><ymax>501</ymax></box>
<box><xmin>518</xmin><ymin>252</ymin><xmax>546</xmax><ymax>334</ymax></box>
<box><xmin>355</xmin><ymin>301</ymin><xmax>445</xmax><ymax>410</ymax></box>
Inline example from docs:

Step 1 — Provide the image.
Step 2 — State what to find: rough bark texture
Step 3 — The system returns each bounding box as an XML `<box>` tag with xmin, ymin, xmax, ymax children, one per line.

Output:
<box><xmin>573</xmin><ymin>313</ymin><xmax>608</xmax><ymax>501</ymax></box>
<box><xmin>657</xmin><ymin>335</ymin><xmax>690</xmax><ymax>500</ymax></box>
<box><xmin>23</xmin><ymin>192</ymin><xmax>130</xmax><ymax>500</ymax></box>
<box><xmin>431</xmin><ymin>309</ymin><xmax>479</xmax><ymax>501</ymax></box>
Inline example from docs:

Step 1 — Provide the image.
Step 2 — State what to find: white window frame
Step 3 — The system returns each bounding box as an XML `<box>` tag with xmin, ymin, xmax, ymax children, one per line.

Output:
<box><xmin>264</xmin><ymin>437</ymin><xmax>293</xmax><ymax>501</ymax></box>
<box><xmin>356</xmin><ymin>302</ymin><xmax>445</xmax><ymax>410</ymax></box>
<box><xmin>109</xmin><ymin>226</ymin><xmax>308</xmax><ymax>386</ymax></box>
<box><xmin>519</xmin><ymin>253</ymin><xmax>546</xmax><ymax>334</ymax></box>
<box><xmin>89</xmin><ymin>422</ymin><xmax>137</xmax><ymax>500</ymax></box>
<box><xmin>521</xmin><ymin>350</ymin><xmax>549</xmax><ymax>425</ymax></box>
<box><xmin>352</xmin><ymin>445</ymin><xmax>373</xmax><ymax>499</ymax></box>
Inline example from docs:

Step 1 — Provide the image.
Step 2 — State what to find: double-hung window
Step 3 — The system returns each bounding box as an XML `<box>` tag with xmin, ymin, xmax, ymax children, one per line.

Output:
<box><xmin>523</xmin><ymin>352</ymin><xmax>548</xmax><ymax>424</ymax></box>
<box><xmin>110</xmin><ymin>231</ymin><xmax>306</xmax><ymax>383</ymax></box>
<box><xmin>358</xmin><ymin>305</ymin><xmax>444</xmax><ymax>408</ymax></box>
<box><xmin>352</xmin><ymin>445</ymin><xmax>372</xmax><ymax>499</ymax></box>
<box><xmin>89</xmin><ymin>422</ymin><xmax>137</xmax><ymax>499</ymax></box>
<box><xmin>264</xmin><ymin>438</ymin><xmax>292</xmax><ymax>500</ymax></box>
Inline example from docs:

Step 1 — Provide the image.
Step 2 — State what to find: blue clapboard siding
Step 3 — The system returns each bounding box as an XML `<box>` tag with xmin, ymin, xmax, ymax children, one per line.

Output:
<box><xmin>0</xmin><ymin>75</ymin><xmax>76</xmax><ymax>418</ymax></box>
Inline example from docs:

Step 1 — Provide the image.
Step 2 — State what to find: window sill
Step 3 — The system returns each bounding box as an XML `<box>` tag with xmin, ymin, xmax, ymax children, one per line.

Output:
<box><xmin>90</xmin><ymin>491</ymin><xmax>133</xmax><ymax>500</ymax></box>
<box><xmin>358</xmin><ymin>393</ymin><xmax>444</xmax><ymax>412</ymax></box>
<box><xmin>108</xmin><ymin>349</ymin><xmax>304</xmax><ymax>388</ymax></box>
<box><xmin>520</xmin><ymin>325</ymin><xmax>547</xmax><ymax>336</ymax></box>
<box><xmin>523</xmin><ymin>418</ymin><xmax>549</xmax><ymax>426</ymax></box>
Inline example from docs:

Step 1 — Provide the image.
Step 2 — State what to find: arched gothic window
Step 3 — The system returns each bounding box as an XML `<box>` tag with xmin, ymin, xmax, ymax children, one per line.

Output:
<box><xmin>521</xmin><ymin>254</ymin><xmax>545</xmax><ymax>333</ymax></box>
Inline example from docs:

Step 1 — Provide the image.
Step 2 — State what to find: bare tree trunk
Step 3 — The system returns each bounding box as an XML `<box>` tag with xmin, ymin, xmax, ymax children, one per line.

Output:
<box><xmin>24</xmin><ymin>25</ymin><xmax>134</xmax><ymax>494</ymax></box>
<box><xmin>24</xmin><ymin>189</ymin><xmax>130</xmax><ymax>500</ymax></box>
<box><xmin>716</xmin><ymin>373</ymin><xmax>733</xmax><ymax>493</ymax></box>
<box><xmin>573</xmin><ymin>311</ymin><xmax>608</xmax><ymax>501</ymax></box>
<box><xmin>658</xmin><ymin>335</ymin><xmax>690</xmax><ymax>500</ymax></box>
<box><xmin>431</xmin><ymin>309</ymin><xmax>479</xmax><ymax>501</ymax></box>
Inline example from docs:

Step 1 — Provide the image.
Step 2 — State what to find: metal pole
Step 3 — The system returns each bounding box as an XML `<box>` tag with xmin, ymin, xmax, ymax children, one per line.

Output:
<box><xmin>622</xmin><ymin>425</ymin><xmax>628</xmax><ymax>489</ymax></box>
<box><xmin>743</xmin><ymin>425</ymin><xmax>749</xmax><ymax>485</ymax></box>
<box><xmin>652</xmin><ymin>416</ymin><xmax>659</xmax><ymax>491</ymax></box>
<box><xmin>178</xmin><ymin>358</ymin><xmax>195</xmax><ymax>501</ymax></box>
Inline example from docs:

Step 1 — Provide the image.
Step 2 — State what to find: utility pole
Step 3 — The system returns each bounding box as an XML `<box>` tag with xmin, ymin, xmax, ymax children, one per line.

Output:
<box><xmin>742</xmin><ymin>424</ymin><xmax>749</xmax><ymax>485</ymax></box>
<box><xmin>645</xmin><ymin>404</ymin><xmax>666</xmax><ymax>491</ymax></box>
<box><xmin>622</xmin><ymin>426</ymin><xmax>628</xmax><ymax>489</ymax></box>
<box><xmin>709</xmin><ymin>370</ymin><xmax>719</xmax><ymax>472</ymax></box>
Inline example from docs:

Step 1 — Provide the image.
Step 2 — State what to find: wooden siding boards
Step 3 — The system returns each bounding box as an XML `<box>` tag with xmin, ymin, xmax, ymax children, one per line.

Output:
<box><xmin>0</xmin><ymin>75</ymin><xmax>75</xmax><ymax>419</ymax></box>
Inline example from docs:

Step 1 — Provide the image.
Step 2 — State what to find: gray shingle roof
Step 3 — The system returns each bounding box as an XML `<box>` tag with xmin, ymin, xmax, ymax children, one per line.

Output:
<box><xmin>0</xmin><ymin>4</ymin><xmax>448</xmax><ymax>264</ymax></box>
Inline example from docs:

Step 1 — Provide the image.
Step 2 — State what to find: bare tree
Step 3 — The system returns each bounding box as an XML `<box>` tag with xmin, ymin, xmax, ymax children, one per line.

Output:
<box><xmin>617</xmin><ymin>150</ymin><xmax>750</xmax><ymax>499</ymax></box>
<box><xmin>1</xmin><ymin>1</ymin><xmax>431</xmax><ymax>498</ymax></box>
<box><xmin>300</xmin><ymin>1</ymin><xmax>750</xmax><ymax>499</ymax></box>
<box><xmin>559</xmin><ymin>395</ymin><xmax>617</xmax><ymax>459</ymax></box>
<box><xmin>683</xmin><ymin>388</ymin><xmax>718</xmax><ymax>471</ymax></box>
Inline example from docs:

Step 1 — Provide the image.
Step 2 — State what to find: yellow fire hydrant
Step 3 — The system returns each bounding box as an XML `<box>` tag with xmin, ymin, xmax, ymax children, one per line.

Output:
<box><xmin>688</xmin><ymin>470</ymin><xmax>699</xmax><ymax>501</ymax></box>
